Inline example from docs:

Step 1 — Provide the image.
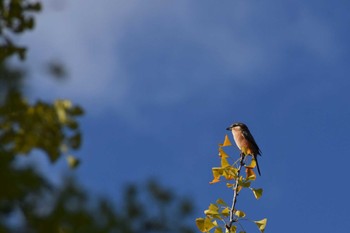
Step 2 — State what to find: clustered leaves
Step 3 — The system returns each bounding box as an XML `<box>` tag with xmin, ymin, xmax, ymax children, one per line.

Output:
<box><xmin>0</xmin><ymin>0</ymin><xmax>42</xmax><ymax>61</ymax></box>
<box><xmin>0</xmin><ymin>90</ymin><xmax>83</xmax><ymax>168</ymax></box>
<box><xmin>196</xmin><ymin>135</ymin><xmax>267</xmax><ymax>233</ymax></box>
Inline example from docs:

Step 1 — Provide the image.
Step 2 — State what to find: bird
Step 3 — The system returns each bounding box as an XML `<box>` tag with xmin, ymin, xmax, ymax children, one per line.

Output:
<box><xmin>226</xmin><ymin>122</ymin><xmax>262</xmax><ymax>176</ymax></box>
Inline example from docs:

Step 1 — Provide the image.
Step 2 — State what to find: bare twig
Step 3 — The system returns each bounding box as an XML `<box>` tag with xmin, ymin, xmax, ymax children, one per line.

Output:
<box><xmin>226</xmin><ymin>153</ymin><xmax>245</xmax><ymax>231</ymax></box>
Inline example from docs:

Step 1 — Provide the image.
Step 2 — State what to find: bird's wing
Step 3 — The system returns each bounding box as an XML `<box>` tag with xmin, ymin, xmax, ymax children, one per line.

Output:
<box><xmin>242</xmin><ymin>129</ymin><xmax>262</xmax><ymax>155</ymax></box>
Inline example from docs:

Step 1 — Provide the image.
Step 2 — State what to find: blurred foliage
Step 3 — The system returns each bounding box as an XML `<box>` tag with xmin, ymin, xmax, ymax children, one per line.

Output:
<box><xmin>0</xmin><ymin>63</ymin><xmax>84</xmax><ymax>165</ymax></box>
<box><xmin>0</xmin><ymin>79</ymin><xmax>196</xmax><ymax>233</ymax></box>
<box><xmin>0</xmin><ymin>62</ymin><xmax>23</xmax><ymax>94</ymax></box>
<box><xmin>0</xmin><ymin>91</ymin><xmax>84</xmax><ymax>162</ymax></box>
<box><xmin>0</xmin><ymin>0</ymin><xmax>82</xmax><ymax>166</ymax></box>
<box><xmin>47</xmin><ymin>60</ymin><xmax>68</xmax><ymax>80</ymax></box>
<box><xmin>0</xmin><ymin>152</ymin><xmax>195</xmax><ymax>233</ymax></box>
<box><xmin>0</xmin><ymin>0</ymin><xmax>42</xmax><ymax>61</ymax></box>
<box><xmin>0</xmin><ymin>151</ymin><xmax>51</xmax><ymax>233</ymax></box>
<box><xmin>1</xmin><ymin>2</ymin><xmax>196</xmax><ymax>233</ymax></box>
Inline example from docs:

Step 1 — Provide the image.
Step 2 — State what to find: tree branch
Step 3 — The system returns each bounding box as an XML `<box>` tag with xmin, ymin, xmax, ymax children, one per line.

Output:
<box><xmin>226</xmin><ymin>153</ymin><xmax>245</xmax><ymax>230</ymax></box>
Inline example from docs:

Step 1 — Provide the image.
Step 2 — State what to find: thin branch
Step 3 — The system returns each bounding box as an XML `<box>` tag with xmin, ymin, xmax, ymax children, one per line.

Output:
<box><xmin>226</xmin><ymin>152</ymin><xmax>245</xmax><ymax>231</ymax></box>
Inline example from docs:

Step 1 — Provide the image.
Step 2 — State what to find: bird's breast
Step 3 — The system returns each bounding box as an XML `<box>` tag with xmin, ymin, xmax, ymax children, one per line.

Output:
<box><xmin>232</xmin><ymin>131</ymin><xmax>251</xmax><ymax>149</ymax></box>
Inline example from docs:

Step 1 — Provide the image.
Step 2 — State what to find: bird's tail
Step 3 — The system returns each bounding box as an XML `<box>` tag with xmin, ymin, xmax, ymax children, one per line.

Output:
<box><xmin>254</xmin><ymin>155</ymin><xmax>261</xmax><ymax>176</ymax></box>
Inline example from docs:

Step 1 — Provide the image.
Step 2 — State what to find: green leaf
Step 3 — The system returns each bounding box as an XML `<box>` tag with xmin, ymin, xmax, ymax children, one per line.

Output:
<box><xmin>251</xmin><ymin>188</ymin><xmax>263</xmax><ymax>200</ymax></box>
<box><xmin>254</xmin><ymin>218</ymin><xmax>267</xmax><ymax>233</ymax></box>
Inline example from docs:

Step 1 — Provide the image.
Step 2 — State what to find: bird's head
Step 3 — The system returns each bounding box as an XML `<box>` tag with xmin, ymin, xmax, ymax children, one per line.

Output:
<box><xmin>226</xmin><ymin>122</ymin><xmax>247</xmax><ymax>131</ymax></box>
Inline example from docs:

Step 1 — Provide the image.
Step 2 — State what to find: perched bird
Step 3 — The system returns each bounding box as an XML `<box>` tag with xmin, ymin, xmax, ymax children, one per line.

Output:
<box><xmin>226</xmin><ymin>122</ymin><xmax>262</xmax><ymax>176</ymax></box>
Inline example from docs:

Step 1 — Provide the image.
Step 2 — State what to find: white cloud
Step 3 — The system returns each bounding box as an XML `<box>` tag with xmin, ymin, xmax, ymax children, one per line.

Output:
<box><xmin>23</xmin><ymin>0</ymin><xmax>137</xmax><ymax>111</ymax></box>
<box><xmin>21</xmin><ymin>0</ymin><xmax>341</xmax><ymax>119</ymax></box>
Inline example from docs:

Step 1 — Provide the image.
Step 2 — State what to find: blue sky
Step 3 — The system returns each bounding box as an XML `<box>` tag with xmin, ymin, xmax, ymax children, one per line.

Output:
<box><xmin>19</xmin><ymin>0</ymin><xmax>350</xmax><ymax>232</ymax></box>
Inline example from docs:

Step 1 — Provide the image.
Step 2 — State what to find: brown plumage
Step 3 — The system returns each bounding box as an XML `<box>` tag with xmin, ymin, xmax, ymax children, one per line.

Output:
<box><xmin>226</xmin><ymin>122</ymin><xmax>262</xmax><ymax>176</ymax></box>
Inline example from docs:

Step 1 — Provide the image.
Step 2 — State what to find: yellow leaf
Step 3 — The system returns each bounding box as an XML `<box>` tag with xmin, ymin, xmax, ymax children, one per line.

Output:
<box><xmin>223</xmin><ymin>169</ymin><xmax>235</xmax><ymax>180</ymax></box>
<box><xmin>216</xmin><ymin>198</ymin><xmax>228</xmax><ymax>206</ymax></box>
<box><xmin>210</xmin><ymin>167</ymin><xmax>223</xmax><ymax>184</ymax></box>
<box><xmin>223</xmin><ymin>135</ymin><xmax>232</xmax><ymax>147</ymax></box>
<box><xmin>234</xmin><ymin>210</ymin><xmax>246</xmax><ymax>218</ymax></box>
<box><xmin>204</xmin><ymin>218</ymin><xmax>216</xmax><ymax>232</ymax></box>
<box><xmin>67</xmin><ymin>155</ymin><xmax>80</xmax><ymax>169</ymax></box>
<box><xmin>245</xmin><ymin>166</ymin><xmax>256</xmax><ymax>181</ymax></box>
<box><xmin>227</xmin><ymin>225</ymin><xmax>236</xmax><ymax>233</ymax></box>
<box><xmin>221</xmin><ymin>207</ymin><xmax>230</xmax><ymax>217</ymax></box>
<box><xmin>204</xmin><ymin>203</ymin><xmax>219</xmax><ymax>216</ymax></box>
<box><xmin>221</xmin><ymin>157</ymin><xmax>230</xmax><ymax>168</ymax></box>
<box><xmin>196</xmin><ymin>218</ymin><xmax>216</xmax><ymax>232</ymax></box>
<box><xmin>59</xmin><ymin>99</ymin><xmax>73</xmax><ymax>108</ymax></box>
<box><xmin>251</xmin><ymin>188</ymin><xmax>263</xmax><ymax>200</ymax></box>
<box><xmin>209</xmin><ymin>203</ymin><xmax>219</xmax><ymax>210</ymax></box>
<box><xmin>219</xmin><ymin>147</ymin><xmax>229</xmax><ymax>158</ymax></box>
<box><xmin>204</xmin><ymin>204</ymin><xmax>222</xmax><ymax>220</ymax></box>
<box><xmin>248</xmin><ymin>159</ymin><xmax>257</xmax><ymax>168</ymax></box>
<box><xmin>214</xmin><ymin>227</ymin><xmax>223</xmax><ymax>233</ymax></box>
<box><xmin>210</xmin><ymin>178</ymin><xmax>221</xmax><ymax>184</ymax></box>
<box><xmin>223</xmin><ymin>166</ymin><xmax>237</xmax><ymax>180</ymax></box>
<box><xmin>231</xmin><ymin>167</ymin><xmax>238</xmax><ymax>177</ymax></box>
<box><xmin>195</xmin><ymin>218</ymin><xmax>205</xmax><ymax>232</ymax></box>
<box><xmin>254</xmin><ymin>218</ymin><xmax>267</xmax><ymax>233</ymax></box>
<box><xmin>204</xmin><ymin>209</ymin><xmax>217</xmax><ymax>216</ymax></box>
<box><xmin>241</xmin><ymin>146</ymin><xmax>248</xmax><ymax>155</ymax></box>
<box><xmin>54</xmin><ymin>100</ymin><xmax>72</xmax><ymax>123</ymax></box>
<box><xmin>238</xmin><ymin>177</ymin><xmax>251</xmax><ymax>188</ymax></box>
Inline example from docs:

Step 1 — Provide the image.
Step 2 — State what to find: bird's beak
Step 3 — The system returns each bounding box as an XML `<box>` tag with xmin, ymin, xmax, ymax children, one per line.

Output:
<box><xmin>226</xmin><ymin>127</ymin><xmax>231</xmax><ymax>131</ymax></box>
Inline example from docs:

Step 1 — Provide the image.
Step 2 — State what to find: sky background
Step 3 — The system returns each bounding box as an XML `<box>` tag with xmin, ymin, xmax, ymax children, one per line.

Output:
<box><xmin>17</xmin><ymin>0</ymin><xmax>350</xmax><ymax>232</ymax></box>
